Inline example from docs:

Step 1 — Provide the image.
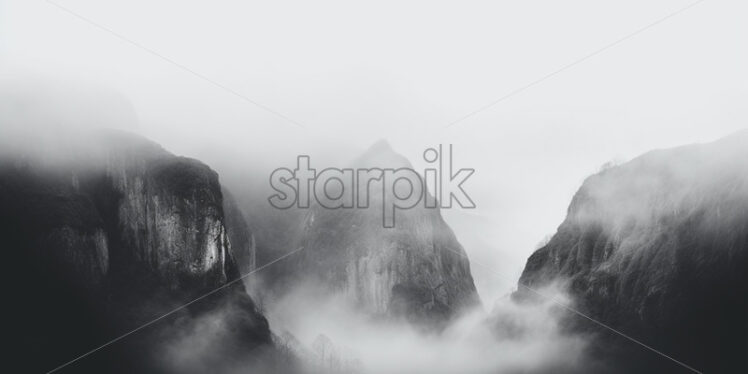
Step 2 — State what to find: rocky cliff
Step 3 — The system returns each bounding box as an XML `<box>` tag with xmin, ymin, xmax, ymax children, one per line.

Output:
<box><xmin>285</xmin><ymin>141</ymin><xmax>480</xmax><ymax>328</ymax></box>
<box><xmin>222</xmin><ymin>187</ymin><xmax>257</xmax><ymax>279</ymax></box>
<box><xmin>2</xmin><ymin>130</ymin><xmax>277</xmax><ymax>373</ymax></box>
<box><xmin>516</xmin><ymin>132</ymin><xmax>748</xmax><ymax>373</ymax></box>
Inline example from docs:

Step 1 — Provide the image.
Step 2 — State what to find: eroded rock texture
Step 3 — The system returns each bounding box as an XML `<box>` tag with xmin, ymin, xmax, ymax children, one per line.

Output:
<box><xmin>2</xmin><ymin>130</ymin><xmax>274</xmax><ymax>373</ymax></box>
<box><xmin>287</xmin><ymin>141</ymin><xmax>480</xmax><ymax>328</ymax></box>
<box><xmin>517</xmin><ymin>131</ymin><xmax>748</xmax><ymax>373</ymax></box>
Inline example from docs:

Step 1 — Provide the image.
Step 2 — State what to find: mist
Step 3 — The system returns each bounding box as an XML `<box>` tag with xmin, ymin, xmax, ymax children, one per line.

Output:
<box><xmin>4</xmin><ymin>0</ymin><xmax>748</xmax><ymax>300</ymax></box>
<box><xmin>3</xmin><ymin>1</ymin><xmax>748</xmax><ymax>372</ymax></box>
<box><xmin>259</xmin><ymin>282</ymin><xmax>588</xmax><ymax>374</ymax></box>
<box><xmin>1</xmin><ymin>72</ymin><xmax>745</xmax><ymax>374</ymax></box>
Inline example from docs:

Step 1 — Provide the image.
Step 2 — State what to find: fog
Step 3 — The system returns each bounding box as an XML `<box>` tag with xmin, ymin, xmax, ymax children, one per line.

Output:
<box><xmin>2</xmin><ymin>0</ymin><xmax>747</xmax><ymax>372</ymax></box>
<box><xmin>263</xmin><ymin>283</ymin><xmax>588</xmax><ymax>374</ymax></box>
<box><xmin>4</xmin><ymin>0</ymin><xmax>747</xmax><ymax>299</ymax></box>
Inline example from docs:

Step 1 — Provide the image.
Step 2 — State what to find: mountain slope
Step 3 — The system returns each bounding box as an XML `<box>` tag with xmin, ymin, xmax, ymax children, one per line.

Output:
<box><xmin>1</xmin><ymin>130</ymin><xmax>278</xmax><ymax>373</ymax></box>
<box><xmin>286</xmin><ymin>141</ymin><xmax>480</xmax><ymax>328</ymax></box>
<box><xmin>516</xmin><ymin>131</ymin><xmax>748</xmax><ymax>373</ymax></box>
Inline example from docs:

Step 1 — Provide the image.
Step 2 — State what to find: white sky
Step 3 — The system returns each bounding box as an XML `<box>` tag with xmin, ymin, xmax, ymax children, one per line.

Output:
<box><xmin>2</xmin><ymin>0</ymin><xmax>746</xmax><ymax>302</ymax></box>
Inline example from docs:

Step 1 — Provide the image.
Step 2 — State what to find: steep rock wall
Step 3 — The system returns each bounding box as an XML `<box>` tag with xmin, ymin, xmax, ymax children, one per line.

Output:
<box><xmin>2</xmin><ymin>130</ymin><xmax>273</xmax><ymax>373</ymax></box>
<box><xmin>288</xmin><ymin>141</ymin><xmax>480</xmax><ymax>328</ymax></box>
<box><xmin>517</xmin><ymin>132</ymin><xmax>748</xmax><ymax>372</ymax></box>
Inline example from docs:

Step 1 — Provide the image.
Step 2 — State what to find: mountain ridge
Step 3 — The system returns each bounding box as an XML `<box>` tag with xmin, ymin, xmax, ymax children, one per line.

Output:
<box><xmin>516</xmin><ymin>130</ymin><xmax>748</xmax><ymax>373</ymax></box>
<box><xmin>2</xmin><ymin>129</ymin><xmax>284</xmax><ymax>373</ymax></box>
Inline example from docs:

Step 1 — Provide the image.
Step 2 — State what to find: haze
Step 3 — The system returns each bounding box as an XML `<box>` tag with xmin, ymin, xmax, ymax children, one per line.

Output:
<box><xmin>2</xmin><ymin>0</ymin><xmax>747</xmax><ymax>302</ymax></box>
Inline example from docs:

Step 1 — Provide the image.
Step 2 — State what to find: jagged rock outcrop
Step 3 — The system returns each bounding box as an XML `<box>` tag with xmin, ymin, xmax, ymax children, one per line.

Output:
<box><xmin>516</xmin><ymin>131</ymin><xmax>748</xmax><ymax>373</ymax></box>
<box><xmin>285</xmin><ymin>141</ymin><xmax>480</xmax><ymax>328</ymax></box>
<box><xmin>2</xmin><ymin>130</ymin><xmax>276</xmax><ymax>373</ymax></box>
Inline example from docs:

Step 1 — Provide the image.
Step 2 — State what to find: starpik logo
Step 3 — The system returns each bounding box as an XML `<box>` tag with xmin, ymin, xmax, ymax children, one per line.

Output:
<box><xmin>268</xmin><ymin>145</ymin><xmax>475</xmax><ymax>228</ymax></box>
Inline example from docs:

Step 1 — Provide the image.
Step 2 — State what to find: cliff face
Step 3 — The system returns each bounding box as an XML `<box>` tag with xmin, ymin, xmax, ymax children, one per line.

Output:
<box><xmin>288</xmin><ymin>141</ymin><xmax>480</xmax><ymax>328</ymax></box>
<box><xmin>222</xmin><ymin>187</ymin><xmax>257</xmax><ymax>278</ymax></box>
<box><xmin>517</xmin><ymin>132</ymin><xmax>748</xmax><ymax>373</ymax></box>
<box><xmin>100</xmin><ymin>134</ymin><xmax>234</xmax><ymax>291</ymax></box>
<box><xmin>2</xmin><ymin>130</ymin><xmax>273</xmax><ymax>373</ymax></box>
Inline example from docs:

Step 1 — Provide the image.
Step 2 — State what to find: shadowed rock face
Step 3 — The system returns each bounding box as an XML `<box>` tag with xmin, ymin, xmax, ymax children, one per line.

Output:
<box><xmin>2</xmin><ymin>130</ymin><xmax>274</xmax><ymax>373</ymax></box>
<box><xmin>517</xmin><ymin>131</ymin><xmax>748</xmax><ymax>373</ymax></box>
<box><xmin>222</xmin><ymin>187</ymin><xmax>257</xmax><ymax>279</ymax></box>
<box><xmin>287</xmin><ymin>141</ymin><xmax>480</xmax><ymax>328</ymax></box>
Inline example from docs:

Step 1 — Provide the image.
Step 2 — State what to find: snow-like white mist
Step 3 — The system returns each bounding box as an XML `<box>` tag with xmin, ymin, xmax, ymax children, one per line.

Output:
<box><xmin>262</xmin><ymin>283</ymin><xmax>588</xmax><ymax>374</ymax></box>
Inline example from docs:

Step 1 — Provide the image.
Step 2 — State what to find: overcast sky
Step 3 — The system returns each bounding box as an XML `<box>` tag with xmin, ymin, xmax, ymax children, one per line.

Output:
<box><xmin>2</xmin><ymin>0</ymin><xmax>746</xmax><ymax>302</ymax></box>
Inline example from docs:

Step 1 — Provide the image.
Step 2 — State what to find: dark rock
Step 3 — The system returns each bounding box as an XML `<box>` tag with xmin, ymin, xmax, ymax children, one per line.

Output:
<box><xmin>2</xmin><ymin>130</ymin><xmax>274</xmax><ymax>373</ymax></box>
<box><xmin>516</xmin><ymin>131</ymin><xmax>748</xmax><ymax>373</ymax></box>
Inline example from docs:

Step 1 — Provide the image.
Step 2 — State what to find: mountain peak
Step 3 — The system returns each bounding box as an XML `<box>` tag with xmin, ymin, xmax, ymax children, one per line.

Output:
<box><xmin>368</xmin><ymin>138</ymin><xmax>393</xmax><ymax>152</ymax></box>
<box><xmin>354</xmin><ymin>139</ymin><xmax>412</xmax><ymax>169</ymax></box>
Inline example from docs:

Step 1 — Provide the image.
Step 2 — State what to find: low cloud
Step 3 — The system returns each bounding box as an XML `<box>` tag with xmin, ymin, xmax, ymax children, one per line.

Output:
<box><xmin>262</xmin><ymin>282</ymin><xmax>588</xmax><ymax>374</ymax></box>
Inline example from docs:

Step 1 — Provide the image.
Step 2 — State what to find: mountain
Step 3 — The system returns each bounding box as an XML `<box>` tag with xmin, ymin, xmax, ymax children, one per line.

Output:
<box><xmin>1</xmin><ymin>130</ymin><xmax>284</xmax><ymax>373</ymax></box>
<box><xmin>516</xmin><ymin>131</ymin><xmax>748</xmax><ymax>373</ymax></box>
<box><xmin>278</xmin><ymin>141</ymin><xmax>481</xmax><ymax>328</ymax></box>
<box><xmin>222</xmin><ymin>187</ymin><xmax>257</xmax><ymax>279</ymax></box>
